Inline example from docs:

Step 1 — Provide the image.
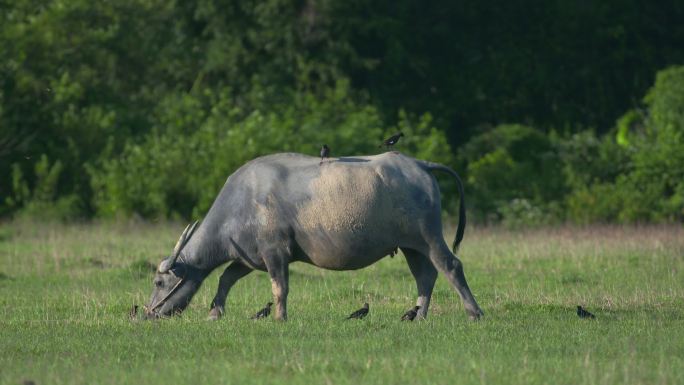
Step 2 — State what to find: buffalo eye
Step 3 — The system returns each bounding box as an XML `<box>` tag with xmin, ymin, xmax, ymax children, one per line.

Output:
<box><xmin>154</xmin><ymin>279</ymin><xmax>163</xmax><ymax>288</ymax></box>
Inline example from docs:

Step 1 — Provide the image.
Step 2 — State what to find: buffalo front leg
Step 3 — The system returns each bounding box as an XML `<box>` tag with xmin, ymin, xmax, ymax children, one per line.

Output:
<box><xmin>208</xmin><ymin>261</ymin><xmax>253</xmax><ymax>320</ymax></box>
<box><xmin>402</xmin><ymin>248</ymin><xmax>438</xmax><ymax>319</ymax></box>
<box><xmin>426</xmin><ymin>241</ymin><xmax>484</xmax><ymax>320</ymax></box>
<box><xmin>264</xmin><ymin>258</ymin><xmax>289</xmax><ymax>321</ymax></box>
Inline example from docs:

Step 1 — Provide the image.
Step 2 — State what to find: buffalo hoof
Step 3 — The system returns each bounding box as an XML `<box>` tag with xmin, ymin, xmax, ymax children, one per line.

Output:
<box><xmin>467</xmin><ymin>308</ymin><xmax>484</xmax><ymax>321</ymax></box>
<box><xmin>208</xmin><ymin>307</ymin><xmax>223</xmax><ymax>321</ymax></box>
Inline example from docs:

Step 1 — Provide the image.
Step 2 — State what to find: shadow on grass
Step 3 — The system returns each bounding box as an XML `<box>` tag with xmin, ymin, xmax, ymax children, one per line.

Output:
<box><xmin>0</xmin><ymin>227</ymin><xmax>12</xmax><ymax>242</ymax></box>
<box><xmin>598</xmin><ymin>303</ymin><xmax>684</xmax><ymax>321</ymax></box>
<box><xmin>289</xmin><ymin>269</ymin><xmax>325</xmax><ymax>280</ymax></box>
<box><xmin>86</xmin><ymin>257</ymin><xmax>109</xmax><ymax>268</ymax></box>
<box><xmin>127</xmin><ymin>259</ymin><xmax>157</xmax><ymax>279</ymax></box>
<box><xmin>502</xmin><ymin>302</ymin><xmax>569</xmax><ymax>315</ymax></box>
<box><xmin>559</xmin><ymin>273</ymin><xmax>589</xmax><ymax>285</ymax></box>
<box><xmin>498</xmin><ymin>301</ymin><xmax>684</xmax><ymax>321</ymax></box>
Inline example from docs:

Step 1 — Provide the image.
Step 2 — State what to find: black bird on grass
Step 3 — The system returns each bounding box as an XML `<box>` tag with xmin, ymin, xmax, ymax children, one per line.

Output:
<box><xmin>251</xmin><ymin>302</ymin><xmax>273</xmax><ymax>320</ymax></box>
<box><xmin>320</xmin><ymin>144</ymin><xmax>330</xmax><ymax>164</ymax></box>
<box><xmin>347</xmin><ymin>302</ymin><xmax>369</xmax><ymax>319</ymax></box>
<box><xmin>379</xmin><ymin>132</ymin><xmax>404</xmax><ymax>150</ymax></box>
<box><xmin>401</xmin><ymin>305</ymin><xmax>421</xmax><ymax>321</ymax></box>
<box><xmin>129</xmin><ymin>304</ymin><xmax>139</xmax><ymax>320</ymax></box>
<box><xmin>577</xmin><ymin>305</ymin><xmax>595</xmax><ymax>319</ymax></box>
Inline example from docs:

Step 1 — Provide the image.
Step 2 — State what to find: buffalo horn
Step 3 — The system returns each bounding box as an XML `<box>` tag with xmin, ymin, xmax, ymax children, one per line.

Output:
<box><xmin>158</xmin><ymin>220</ymin><xmax>200</xmax><ymax>273</ymax></box>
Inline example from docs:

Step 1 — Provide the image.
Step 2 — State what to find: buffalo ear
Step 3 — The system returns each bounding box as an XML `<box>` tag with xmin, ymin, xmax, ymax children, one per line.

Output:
<box><xmin>169</xmin><ymin>264</ymin><xmax>186</xmax><ymax>278</ymax></box>
<box><xmin>158</xmin><ymin>256</ymin><xmax>175</xmax><ymax>274</ymax></box>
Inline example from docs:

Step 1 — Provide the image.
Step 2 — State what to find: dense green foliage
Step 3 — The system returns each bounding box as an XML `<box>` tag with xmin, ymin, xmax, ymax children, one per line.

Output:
<box><xmin>1</xmin><ymin>222</ymin><xmax>683</xmax><ymax>384</ymax></box>
<box><xmin>564</xmin><ymin>67</ymin><xmax>684</xmax><ymax>223</ymax></box>
<box><xmin>1</xmin><ymin>0</ymin><xmax>683</xmax><ymax>223</ymax></box>
<box><xmin>89</xmin><ymin>82</ymin><xmax>452</xmax><ymax>218</ymax></box>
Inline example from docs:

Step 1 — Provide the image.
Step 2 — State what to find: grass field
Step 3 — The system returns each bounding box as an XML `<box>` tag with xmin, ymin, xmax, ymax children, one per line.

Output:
<box><xmin>1</xmin><ymin>221</ymin><xmax>683</xmax><ymax>384</ymax></box>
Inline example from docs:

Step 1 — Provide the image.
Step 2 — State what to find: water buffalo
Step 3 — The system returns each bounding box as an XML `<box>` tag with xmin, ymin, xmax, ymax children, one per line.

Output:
<box><xmin>143</xmin><ymin>152</ymin><xmax>483</xmax><ymax>321</ymax></box>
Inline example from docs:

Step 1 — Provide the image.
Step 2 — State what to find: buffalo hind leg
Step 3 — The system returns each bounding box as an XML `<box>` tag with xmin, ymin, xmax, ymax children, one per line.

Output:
<box><xmin>264</xmin><ymin>258</ymin><xmax>289</xmax><ymax>321</ymax></box>
<box><xmin>402</xmin><ymin>248</ymin><xmax>438</xmax><ymax>319</ymax></box>
<box><xmin>208</xmin><ymin>261</ymin><xmax>253</xmax><ymax>320</ymax></box>
<box><xmin>426</xmin><ymin>241</ymin><xmax>483</xmax><ymax>320</ymax></box>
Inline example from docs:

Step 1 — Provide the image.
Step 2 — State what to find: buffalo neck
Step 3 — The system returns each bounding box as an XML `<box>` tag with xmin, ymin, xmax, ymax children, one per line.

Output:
<box><xmin>178</xmin><ymin>223</ymin><xmax>231</xmax><ymax>272</ymax></box>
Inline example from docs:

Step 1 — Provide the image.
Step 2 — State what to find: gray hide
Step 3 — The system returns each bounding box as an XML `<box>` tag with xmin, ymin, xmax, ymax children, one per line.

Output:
<box><xmin>144</xmin><ymin>152</ymin><xmax>483</xmax><ymax>321</ymax></box>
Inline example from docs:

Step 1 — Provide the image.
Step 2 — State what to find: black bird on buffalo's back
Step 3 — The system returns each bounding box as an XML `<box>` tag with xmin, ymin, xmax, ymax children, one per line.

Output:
<box><xmin>347</xmin><ymin>302</ymin><xmax>369</xmax><ymax>319</ymax></box>
<box><xmin>401</xmin><ymin>305</ymin><xmax>421</xmax><ymax>321</ymax></box>
<box><xmin>577</xmin><ymin>305</ymin><xmax>595</xmax><ymax>319</ymax></box>
<box><xmin>320</xmin><ymin>144</ymin><xmax>330</xmax><ymax>164</ymax></box>
<box><xmin>251</xmin><ymin>302</ymin><xmax>273</xmax><ymax>320</ymax></box>
<box><xmin>379</xmin><ymin>132</ymin><xmax>404</xmax><ymax>150</ymax></box>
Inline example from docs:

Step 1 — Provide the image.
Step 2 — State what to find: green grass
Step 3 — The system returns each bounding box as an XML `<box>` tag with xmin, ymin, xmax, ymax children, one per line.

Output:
<box><xmin>1</xmin><ymin>221</ymin><xmax>683</xmax><ymax>384</ymax></box>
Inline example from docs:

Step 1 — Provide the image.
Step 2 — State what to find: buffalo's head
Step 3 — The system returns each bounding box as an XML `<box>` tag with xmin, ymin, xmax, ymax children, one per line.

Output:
<box><xmin>143</xmin><ymin>221</ymin><xmax>206</xmax><ymax>319</ymax></box>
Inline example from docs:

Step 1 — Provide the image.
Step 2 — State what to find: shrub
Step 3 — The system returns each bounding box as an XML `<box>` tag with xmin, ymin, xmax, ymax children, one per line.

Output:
<box><xmin>564</xmin><ymin>65</ymin><xmax>684</xmax><ymax>223</ymax></box>
<box><xmin>623</xmin><ymin>66</ymin><xmax>684</xmax><ymax>222</ymax></box>
<box><xmin>460</xmin><ymin>124</ymin><xmax>565</xmax><ymax>223</ymax></box>
<box><xmin>5</xmin><ymin>155</ymin><xmax>82</xmax><ymax>221</ymax></box>
<box><xmin>89</xmin><ymin>81</ymin><xmax>455</xmax><ymax>219</ymax></box>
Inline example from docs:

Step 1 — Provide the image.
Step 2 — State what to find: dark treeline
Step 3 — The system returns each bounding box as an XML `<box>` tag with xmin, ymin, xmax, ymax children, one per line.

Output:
<box><xmin>1</xmin><ymin>0</ymin><xmax>683</xmax><ymax>224</ymax></box>
<box><xmin>338</xmin><ymin>0</ymin><xmax>684</xmax><ymax>137</ymax></box>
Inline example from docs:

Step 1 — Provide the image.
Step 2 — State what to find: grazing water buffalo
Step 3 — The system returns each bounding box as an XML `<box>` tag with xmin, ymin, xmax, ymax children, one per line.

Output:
<box><xmin>144</xmin><ymin>152</ymin><xmax>483</xmax><ymax>320</ymax></box>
